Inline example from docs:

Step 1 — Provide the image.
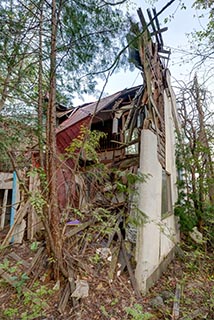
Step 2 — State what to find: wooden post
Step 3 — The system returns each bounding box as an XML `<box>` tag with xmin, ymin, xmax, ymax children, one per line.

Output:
<box><xmin>0</xmin><ymin>189</ymin><xmax>8</xmax><ymax>230</ymax></box>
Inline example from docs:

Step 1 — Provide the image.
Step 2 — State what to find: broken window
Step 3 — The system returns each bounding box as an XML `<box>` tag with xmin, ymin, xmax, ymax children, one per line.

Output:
<box><xmin>125</xmin><ymin>128</ymin><xmax>139</xmax><ymax>155</ymax></box>
<box><xmin>161</xmin><ymin>170</ymin><xmax>172</xmax><ymax>217</ymax></box>
<box><xmin>91</xmin><ymin>119</ymin><xmax>121</xmax><ymax>151</ymax></box>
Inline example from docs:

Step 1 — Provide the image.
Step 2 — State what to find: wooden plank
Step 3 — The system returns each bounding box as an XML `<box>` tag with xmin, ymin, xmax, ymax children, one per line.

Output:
<box><xmin>68</xmin><ymin>266</ymin><xmax>79</xmax><ymax>308</ymax></box>
<box><xmin>29</xmin><ymin>251</ymin><xmax>46</xmax><ymax>287</ymax></box>
<box><xmin>0</xmin><ymin>267</ymin><xmax>18</xmax><ymax>287</ymax></box>
<box><xmin>27</xmin><ymin>174</ymin><xmax>35</xmax><ymax>240</ymax></box>
<box><xmin>172</xmin><ymin>284</ymin><xmax>181</xmax><ymax>320</ymax></box>
<box><xmin>152</xmin><ymin>8</ymin><xmax>164</xmax><ymax>47</ymax></box>
<box><xmin>0</xmin><ymin>267</ymin><xmax>30</xmax><ymax>294</ymax></box>
<box><xmin>150</xmin><ymin>27</ymin><xmax>168</xmax><ymax>38</ymax></box>
<box><xmin>8</xmin><ymin>252</ymin><xmax>30</xmax><ymax>269</ymax></box>
<box><xmin>58</xmin><ymin>282</ymin><xmax>71</xmax><ymax>314</ymax></box>
<box><xmin>13</xmin><ymin>219</ymin><xmax>26</xmax><ymax>244</ymax></box>
<box><xmin>1</xmin><ymin>189</ymin><xmax>8</xmax><ymax>230</ymax></box>
<box><xmin>147</xmin><ymin>8</ymin><xmax>159</xmax><ymax>45</ymax></box>
<box><xmin>27</xmin><ymin>247</ymin><xmax>45</xmax><ymax>275</ymax></box>
<box><xmin>10</xmin><ymin>172</ymin><xmax>18</xmax><ymax>234</ymax></box>
<box><xmin>2</xmin><ymin>200</ymin><xmax>30</xmax><ymax>246</ymax></box>
<box><xmin>27</xmin><ymin>174</ymin><xmax>42</xmax><ymax>240</ymax></box>
<box><xmin>149</xmin><ymin>95</ymin><xmax>164</xmax><ymax>124</ymax></box>
<box><xmin>137</xmin><ymin>8</ymin><xmax>148</xmax><ymax>29</ymax></box>
<box><xmin>108</xmin><ymin>243</ymin><xmax>120</xmax><ymax>281</ymax></box>
<box><xmin>65</xmin><ymin>220</ymin><xmax>93</xmax><ymax>239</ymax></box>
<box><xmin>0</xmin><ymin>172</ymin><xmax>13</xmax><ymax>189</ymax></box>
<box><xmin>117</xmin><ymin>230</ymin><xmax>141</xmax><ymax>299</ymax></box>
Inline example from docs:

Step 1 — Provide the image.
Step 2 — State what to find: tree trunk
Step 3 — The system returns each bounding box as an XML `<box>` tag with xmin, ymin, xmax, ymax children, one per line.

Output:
<box><xmin>46</xmin><ymin>0</ymin><xmax>63</xmax><ymax>280</ymax></box>
<box><xmin>38</xmin><ymin>1</ymin><xmax>44</xmax><ymax>168</ymax></box>
<box><xmin>194</xmin><ymin>75</ymin><xmax>214</xmax><ymax>205</ymax></box>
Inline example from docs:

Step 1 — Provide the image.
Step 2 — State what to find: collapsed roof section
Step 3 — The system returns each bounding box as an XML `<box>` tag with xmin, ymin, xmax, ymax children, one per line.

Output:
<box><xmin>56</xmin><ymin>86</ymin><xmax>143</xmax><ymax>154</ymax></box>
<box><xmin>56</xmin><ymin>7</ymin><xmax>177</xmax><ymax>169</ymax></box>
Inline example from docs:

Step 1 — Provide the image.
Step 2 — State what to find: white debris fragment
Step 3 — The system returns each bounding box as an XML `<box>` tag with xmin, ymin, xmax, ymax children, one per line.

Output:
<box><xmin>96</xmin><ymin>247</ymin><xmax>112</xmax><ymax>261</ymax></box>
<box><xmin>71</xmin><ymin>279</ymin><xmax>89</xmax><ymax>299</ymax></box>
<box><xmin>189</xmin><ymin>227</ymin><xmax>203</xmax><ymax>244</ymax></box>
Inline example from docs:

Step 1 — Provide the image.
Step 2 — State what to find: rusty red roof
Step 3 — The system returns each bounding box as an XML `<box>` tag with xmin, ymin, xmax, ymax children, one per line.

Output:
<box><xmin>56</xmin><ymin>91</ymin><xmax>124</xmax><ymax>134</ymax></box>
<box><xmin>56</xmin><ymin>85</ymin><xmax>143</xmax><ymax>153</ymax></box>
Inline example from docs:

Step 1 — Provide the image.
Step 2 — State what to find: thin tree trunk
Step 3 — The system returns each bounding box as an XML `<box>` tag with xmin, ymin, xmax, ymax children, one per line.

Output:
<box><xmin>46</xmin><ymin>0</ymin><xmax>63</xmax><ymax>279</ymax></box>
<box><xmin>38</xmin><ymin>1</ymin><xmax>44</xmax><ymax>168</ymax></box>
<box><xmin>194</xmin><ymin>75</ymin><xmax>214</xmax><ymax>205</ymax></box>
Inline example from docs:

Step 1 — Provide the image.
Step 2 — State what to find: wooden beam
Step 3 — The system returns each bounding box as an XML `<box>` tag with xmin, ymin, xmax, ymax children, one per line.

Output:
<box><xmin>152</xmin><ymin>8</ymin><xmax>164</xmax><ymax>47</ymax></box>
<box><xmin>150</xmin><ymin>27</ymin><xmax>168</xmax><ymax>37</ymax></box>
<box><xmin>172</xmin><ymin>284</ymin><xmax>181</xmax><ymax>320</ymax></box>
<box><xmin>8</xmin><ymin>252</ymin><xmax>30</xmax><ymax>269</ymax></box>
<box><xmin>137</xmin><ymin>8</ymin><xmax>147</xmax><ymax>29</ymax></box>
<box><xmin>2</xmin><ymin>200</ymin><xmax>30</xmax><ymax>246</ymax></box>
<box><xmin>1</xmin><ymin>189</ymin><xmax>8</xmax><ymax>230</ymax></box>
<box><xmin>27</xmin><ymin>247</ymin><xmax>45</xmax><ymax>275</ymax></box>
<box><xmin>117</xmin><ymin>230</ymin><xmax>141</xmax><ymax>299</ymax></box>
<box><xmin>65</xmin><ymin>220</ymin><xmax>94</xmax><ymax>239</ymax></box>
<box><xmin>149</xmin><ymin>95</ymin><xmax>164</xmax><ymax>124</ymax></box>
<box><xmin>58</xmin><ymin>282</ymin><xmax>71</xmax><ymax>314</ymax></box>
<box><xmin>147</xmin><ymin>8</ymin><xmax>159</xmax><ymax>44</ymax></box>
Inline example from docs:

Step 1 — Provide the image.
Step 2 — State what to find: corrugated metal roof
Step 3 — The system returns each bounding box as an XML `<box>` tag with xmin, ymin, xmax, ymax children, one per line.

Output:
<box><xmin>56</xmin><ymin>118</ymin><xmax>90</xmax><ymax>153</ymax></box>
<box><xmin>56</xmin><ymin>85</ymin><xmax>142</xmax><ymax>134</ymax></box>
<box><xmin>56</xmin><ymin>85</ymin><xmax>143</xmax><ymax>153</ymax></box>
<box><xmin>56</xmin><ymin>91</ymin><xmax>122</xmax><ymax>134</ymax></box>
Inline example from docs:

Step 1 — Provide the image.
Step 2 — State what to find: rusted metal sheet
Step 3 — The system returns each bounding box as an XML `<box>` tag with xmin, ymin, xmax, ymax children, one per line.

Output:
<box><xmin>56</xmin><ymin>91</ymin><xmax>123</xmax><ymax>134</ymax></box>
<box><xmin>56</xmin><ymin>86</ymin><xmax>142</xmax><ymax>154</ymax></box>
<box><xmin>56</xmin><ymin>117</ymin><xmax>90</xmax><ymax>153</ymax></box>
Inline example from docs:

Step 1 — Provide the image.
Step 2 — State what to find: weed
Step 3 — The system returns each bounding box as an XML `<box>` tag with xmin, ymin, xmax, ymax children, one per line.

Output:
<box><xmin>100</xmin><ymin>305</ymin><xmax>109</xmax><ymax>318</ymax></box>
<box><xmin>111</xmin><ymin>297</ymin><xmax>119</xmax><ymax>306</ymax></box>
<box><xmin>30</xmin><ymin>241</ymin><xmax>39</xmax><ymax>251</ymax></box>
<box><xmin>125</xmin><ymin>303</ymin><xmax>153</xmax><ymax>320</ymax></box>
<box><xmin>2</xmin><ymin>282</ymin><xmax>53</xmax><ymax>320</ymax></box>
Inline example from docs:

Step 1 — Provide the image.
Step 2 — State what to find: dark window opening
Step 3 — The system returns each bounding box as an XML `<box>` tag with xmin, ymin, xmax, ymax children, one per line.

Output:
<box><xmin>0</xmin><ymin>189</ymin><xmax>12</xmax><ymax>227</ymax></box>
<box><xmin>91</xmin><ymin>119</ymin><xmax>122</xmax><ymax>151</ymax></box>
<box><xmin>161</xmin><ymin>170</ymin><xmax>172</xmax><ymax>217</ymax></box>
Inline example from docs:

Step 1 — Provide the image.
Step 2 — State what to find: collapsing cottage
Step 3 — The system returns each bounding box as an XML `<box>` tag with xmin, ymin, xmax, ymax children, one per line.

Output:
<box><xmin>56</xmin><ymin>8</ymin><xmax>180</xmax><ymax>293</ymax></box>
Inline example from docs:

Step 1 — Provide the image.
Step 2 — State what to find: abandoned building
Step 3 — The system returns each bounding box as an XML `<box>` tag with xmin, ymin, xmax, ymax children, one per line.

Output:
<box><xmin>0</xmin><ymin>8</ymin><xmax>181</xmax><ymax>294</ymax></box>
<box><xmin>55</xmin><ymin>12</ymin><xmax>180</xmax><ymax>294</ymax></box>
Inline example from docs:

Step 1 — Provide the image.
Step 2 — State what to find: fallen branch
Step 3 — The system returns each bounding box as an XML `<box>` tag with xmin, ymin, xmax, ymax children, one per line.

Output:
<box><xmin>172</xmin><ymin>283</ymin><xmax>181</xmax><ymax>320</ymax></box>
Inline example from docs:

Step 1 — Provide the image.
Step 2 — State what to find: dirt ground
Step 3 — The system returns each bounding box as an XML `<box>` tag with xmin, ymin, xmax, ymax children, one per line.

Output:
<box><xmin>0</xmin><ymin>239</ymin><xmax>214</xmax><ymax>320</ymax></box>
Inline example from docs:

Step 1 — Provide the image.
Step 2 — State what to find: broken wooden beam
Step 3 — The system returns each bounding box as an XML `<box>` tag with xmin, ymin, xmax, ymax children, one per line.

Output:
<box><xmin>68</xmin><ymin>266</ymin><xmax>79</xmax><ymax>308</ymax></box>
<box><xmin>108</xmin><ymin>243</ymin><xmax>120</xmax><ymax>282</ymax></box>
<box><xmin>2</xmin><ymin>200</ymin><xmax>30</xmax><ymax>246</ymax></box>
<box><xmin>150</xmin><ymin>27</ymin><xmax>168</xmax><ymax>38</ymax></box>
<box><xmin>65</xmin><ymin>220</ymin><xmax>94</xmax><ymax>239</ymax></box>
<box><xmin>7</xmin><ymin>252</ymin><xmax>30</xmax><ymax>269</ymax></box>
<box><xmin>27</xmin><ymin>246</ymin><xmax>45</xmax><ymax>275</ymax></box>
<box><xmin>117</xmin><ymin>230</ymin><xmax>141</xmax><ymax>299</ymax></box>
<box><xmin>172</xmin><ymin>283</ymin><xmax>181</xmax><ymax>320</ymax></box>
<box><xmin>58</xmin><ymin>282</ymin><xmax>71</xmax><ymax>314</ymax></box>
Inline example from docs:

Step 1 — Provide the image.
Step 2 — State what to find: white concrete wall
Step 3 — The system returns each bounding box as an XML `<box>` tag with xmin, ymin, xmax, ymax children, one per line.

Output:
<box><xmin>160</xmin><ymin>214</ymin><xmax>177</xmax><ymax>259</ymax></box>
<box><xmin>135</xmin><ymin>129</ymin><xmax>162</xmax><ymax>293</ymax></box>
<box><xmin>135</xmin><ymin>87</ymin><xmax>180</xmax><ymax>293</ymax></box>
<box><xmin>164</xmin><ymin>90</ymin><xmax>178</xmax><ymax>205</ymax></box>
<box><xmin>164</xmin><ymin>89</ymin><xmax>180</xmax><ymax>245</ymax></box>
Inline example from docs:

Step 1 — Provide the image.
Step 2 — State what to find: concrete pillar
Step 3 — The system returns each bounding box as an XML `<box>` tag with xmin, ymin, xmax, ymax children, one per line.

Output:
<box><xmin>135</xmin><ymin>129</ymin><xmax>162</xmax><ymax>293</ymax></box>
